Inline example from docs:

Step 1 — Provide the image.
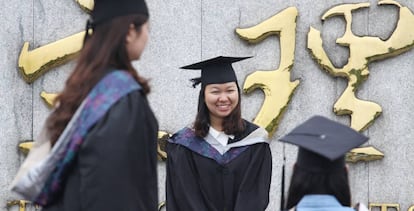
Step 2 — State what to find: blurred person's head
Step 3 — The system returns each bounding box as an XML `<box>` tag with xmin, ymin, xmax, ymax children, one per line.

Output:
<box><xmin>279</xmin><ymin>115</ymin><xmax>369</xmax><ymax>210</ymax></box>
<box><xmin>48</xmin><ymin>0</ymin><xmax>151</xmax><ymax>145</ymax></box>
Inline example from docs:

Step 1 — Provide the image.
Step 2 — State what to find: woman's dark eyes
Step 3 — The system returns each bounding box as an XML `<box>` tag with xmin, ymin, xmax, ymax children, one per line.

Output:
<box><xmin>210</xmin><ymin>89</ymin><xmax>235</xmax><ymax>94</ymax></box>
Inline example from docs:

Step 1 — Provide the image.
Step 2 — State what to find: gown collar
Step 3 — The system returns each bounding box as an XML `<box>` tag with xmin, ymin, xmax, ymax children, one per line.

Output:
<box><xmin>169</xmin><ymin>126</ymin><xmax>269</xmax><ymax>165</ymax></box>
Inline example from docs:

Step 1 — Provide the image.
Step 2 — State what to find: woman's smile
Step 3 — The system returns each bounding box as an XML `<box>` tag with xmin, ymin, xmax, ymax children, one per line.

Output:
<box><xmin>204</xmin><ymin>82</ymin><xmax>239</xmax><ymax>119</ymax></box>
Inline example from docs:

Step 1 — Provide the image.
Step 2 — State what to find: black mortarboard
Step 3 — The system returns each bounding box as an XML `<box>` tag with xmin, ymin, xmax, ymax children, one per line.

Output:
<box><xmin>180</xmin><ymin>56</ymin><xmax>251</xmax><ymax>87</ymax></box>
<box><xmin>92</xmin><ymin>0</ymin><xmax>149</xmax><ymax>26</ymax></box>
<box><xmin>279</xmin><ymin>115</ymin><xmax>369</xmax><ymax>171</ymax></box>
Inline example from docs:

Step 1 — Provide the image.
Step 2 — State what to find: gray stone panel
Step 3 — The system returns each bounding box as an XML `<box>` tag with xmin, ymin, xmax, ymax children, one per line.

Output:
<box><xmin>142</xmin><ymin>0</ymin><xmax>203</xmax><ymax>204</ymax></box>
<box><xmin>368</xmin><ymin>48</ymin><xmax>414</xmax><ymax>211</ymax></box>
<box><xmin>32</xmin><ymin>0</ymin><xmax>88</xmax><ymax>136</ymax></box>
<box><xmin>0</xmin><ymin>0</ymin><xmax>34</xmax><ymax>210</ymax></box>
<box><xmin>2</xmin><ymin>0</ymin><xmax>414</xmax><ymax>210</ymax></box>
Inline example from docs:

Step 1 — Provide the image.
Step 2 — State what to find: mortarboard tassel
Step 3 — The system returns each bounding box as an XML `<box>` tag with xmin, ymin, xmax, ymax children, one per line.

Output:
<box><xmin>190</xmin><ymin>77</ymin><xmax>202</xmax><ymax>88</ymax></box>
<box><xmin>83</xmin><ymin>19</ymin><xmax>93</xmax><ymax>45</ymax></box>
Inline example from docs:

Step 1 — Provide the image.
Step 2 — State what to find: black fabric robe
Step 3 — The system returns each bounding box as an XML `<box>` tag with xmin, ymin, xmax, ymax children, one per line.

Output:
<box><xmin>166</xmin><ymin>121</ymin><xmax>272</xmax><ymax>211</ymax></box>
<box><xmin>42</xmin><ymin>72</ymin><xmax>159</xmax><ymax>211</ymax></box>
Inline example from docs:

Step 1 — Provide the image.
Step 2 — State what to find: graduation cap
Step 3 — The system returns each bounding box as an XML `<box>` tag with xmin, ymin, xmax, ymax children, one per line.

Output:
<box><xmin>92</xmin><ymin>0</ymin><xmax>149</xmax><ymax>26</ymax></box>
<box><xmin>278</xmin><ymin>115</ymin><xmax>368</xmax><ymax>210</ymax></box>
<box><xmin>180</xmin><ymin>56</ymin><xmax>251</xmax><ymax>87</ymax></box>
<box><xmin>279</xmin><ymin>115</ymin><xmax>368</xmax><ymax>171</ymax></box>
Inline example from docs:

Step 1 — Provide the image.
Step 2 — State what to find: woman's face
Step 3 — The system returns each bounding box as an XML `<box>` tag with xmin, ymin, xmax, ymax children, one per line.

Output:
<box><xmin>126</xmin><ymin>21</ymin><xmax>149</xmax><ymax>61</ymax></box>
<box><xmin>204</xmin><ymin>82</ymin><xmax>239</xmax><ymax>120</ymax></box>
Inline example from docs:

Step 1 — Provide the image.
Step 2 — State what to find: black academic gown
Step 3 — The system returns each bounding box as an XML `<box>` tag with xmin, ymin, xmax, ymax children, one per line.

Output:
<box><xmin>42</xmin><ymin>71</ymin><xmax>159</xmax><ymax>211</ymax></box>
<box><xmin>166</xmin><ymin>121</ymin><xmax>272</xmax><ymax>211</ymax></box>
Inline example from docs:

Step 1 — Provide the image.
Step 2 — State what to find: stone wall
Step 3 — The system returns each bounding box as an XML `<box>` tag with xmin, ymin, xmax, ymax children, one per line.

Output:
<box><xmin>1</xmin><ymin>0</ymin><xmax>413</xmax><ymax>210</ymax></box>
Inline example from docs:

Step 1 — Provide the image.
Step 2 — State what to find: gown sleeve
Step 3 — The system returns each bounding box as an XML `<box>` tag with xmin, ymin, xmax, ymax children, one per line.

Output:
<box><xmin>166</xmin><ymin>143</ymin><xmax>212</xmax><ymax>211</ymax></box>
<box><xmin>77</xmin><ymin>90</ymin><xmax>158</xmax><ymax>211</ymax></box>
<box><xmin>234</xmin><ymin>143</ymin><xmax>272</xmax><ymax>211</ymax></box>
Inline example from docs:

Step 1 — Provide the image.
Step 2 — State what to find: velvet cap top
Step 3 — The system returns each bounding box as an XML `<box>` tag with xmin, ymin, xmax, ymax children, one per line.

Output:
<box><xmin>279</xmin><ymin>115</ymin><xmax>369</xmax><ymax>172</ymax></box>
<box><xmin>91</xmin><ymin>0</ymin><xmax>149</xmax><ymax>26</ymax></box>
<box><xmin>181</xmin><ymin>56</ymin><xmax>251</xmax><ymax>87</ymax></box>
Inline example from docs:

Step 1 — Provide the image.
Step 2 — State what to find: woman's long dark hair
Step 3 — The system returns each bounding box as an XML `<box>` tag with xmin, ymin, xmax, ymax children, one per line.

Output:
<box><xmin>285</xmin><ymin>165</ymin><xmax>351</xmax><ymax>209</ymax></box>
<box><xmin>47</xmin><ymin>14</ymin><xmax>149</xmax><ymax>146</ymax></box>
<box><xmin>193</xmin><ymin>84</ymin><xmax>245</xmax><ymax>137</ymax></box>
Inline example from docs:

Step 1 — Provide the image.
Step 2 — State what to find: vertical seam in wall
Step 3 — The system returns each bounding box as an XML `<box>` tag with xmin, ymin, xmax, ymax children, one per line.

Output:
<box><xmin>283</xmin><ymin>140</ymin><xmax>286</xmax><ymax>206</ymax></box>
<box><xmin>367</xmin><ymin>0</ymin><xmax>371</xmax><ymax>203</ymax></box>
<box><xmin>200</xmin><ymin>0</ymin><xmax>203</xmax><ymax>59</ymax></box>
<box><xmin>31</xmin><ymin>0</ymin><xmax>35</xmax><ymax>140</ymax></box>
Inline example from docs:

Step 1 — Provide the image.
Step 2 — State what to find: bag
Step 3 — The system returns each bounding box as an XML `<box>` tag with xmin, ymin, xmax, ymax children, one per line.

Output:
<box><xmin>9</xmin><ymin>101</ymin><xmax>86</xmax><ymax>201</ymax></box>
<box><xmin>9</xmin><ymin>123</ymin><xmax>51</xmax><ymax>200</ymax></box>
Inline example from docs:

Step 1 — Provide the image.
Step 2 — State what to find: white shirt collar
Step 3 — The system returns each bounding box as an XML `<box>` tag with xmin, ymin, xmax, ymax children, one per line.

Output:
<box><xmin>209</xmin><ymin>126</ymin><xmax>234</xmax><ymax>146</ymax></box>
<box><xmin>205</xmin><ymin>126</ymin><xmax>269</xmax><ymax>155</ymax></box>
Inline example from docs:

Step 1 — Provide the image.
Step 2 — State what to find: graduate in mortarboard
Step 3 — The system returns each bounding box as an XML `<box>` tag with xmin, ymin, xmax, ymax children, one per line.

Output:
<box><xmin>19</xmin><ymin>0</ymin><xmax>159</xmax><ymax>210</ymax></box>
<box><xmin>279</xmin><ymin>115</ymin><xmax>369</xmax><ymax>211</ymax></box>
<box><xmin>166</xmin><ymin>56</ymin><xmax>272</xmax><ymax>211</ymax></box>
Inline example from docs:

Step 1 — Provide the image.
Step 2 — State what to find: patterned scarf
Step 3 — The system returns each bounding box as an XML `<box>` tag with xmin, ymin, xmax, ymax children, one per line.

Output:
<box><xmin>168</xmin><ymin>127</ymin><xmax>249</xmax><ymax>165</ymax></box>
<box><xmin>35</xmin><ymin>70</ymin><xmax>141</xmax><ymax>205</ymax></box>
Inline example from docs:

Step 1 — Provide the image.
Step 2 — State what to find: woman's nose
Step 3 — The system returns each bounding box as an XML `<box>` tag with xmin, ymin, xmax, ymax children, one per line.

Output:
<box><xmin>218</xmin><ymin>93</ymin><xmax>229</xmax><ymax>101</ymax></box>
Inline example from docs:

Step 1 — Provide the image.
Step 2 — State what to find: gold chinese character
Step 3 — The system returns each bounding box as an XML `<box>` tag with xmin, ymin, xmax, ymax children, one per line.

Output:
<box><xmin>369</xmin><ymin>203</ymin><xmax>400</xmax><ymax>211</ymax></box>
<box><xmin>236</xmin><ymin>7</ymin><xmax>300</xmax><ymax>137</ymax></box>
<box><xmin>18</xmin><ymin>0</ymin><xmax>94</xmax><ymax>83</ymax></box>
<box><xmin>307</xmin><ymin>0</ymin><xmax>414</xmax><ymax>131</ymax></box>
<box><xmin>7</xmin><ymin>200</ymin><xmax>41</xmax><ymax>211</ymax></box>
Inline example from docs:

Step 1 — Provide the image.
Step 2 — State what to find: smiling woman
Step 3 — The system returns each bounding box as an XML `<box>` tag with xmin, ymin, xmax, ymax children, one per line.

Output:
<box><xmin>166</xmin><ymin>56</ymin><xmax>272</xmax><ymax>211</ymax></box>
<box><xmin>204</xmin><ymin>82</ymin><xmax>239</xmax><ymax>130</ymax></box>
